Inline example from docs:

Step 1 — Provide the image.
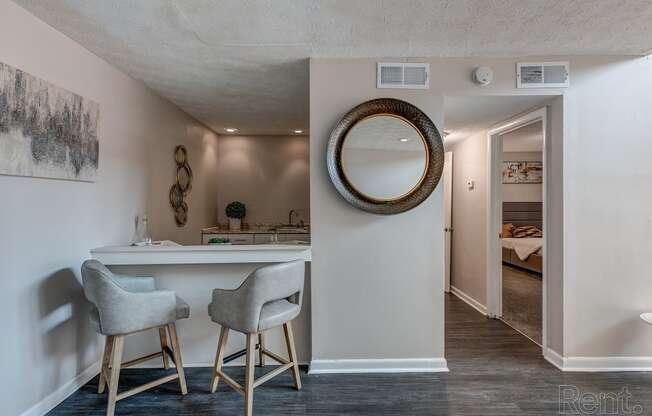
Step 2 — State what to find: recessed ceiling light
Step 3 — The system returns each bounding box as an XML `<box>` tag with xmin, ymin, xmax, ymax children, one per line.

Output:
<box><xmin>225</xmin><ymin>128</ymin><xmax>238</xmax><ymax>133</ymax></box>
<box><xmin>398</xmin><ymin>137</ymin><xmax>410</xmax><ymax>142</ymax></box>
<box><xmin>293</xmin><ymin>129</ymin><xmax>304</xmax><ymax>134</ymax></box>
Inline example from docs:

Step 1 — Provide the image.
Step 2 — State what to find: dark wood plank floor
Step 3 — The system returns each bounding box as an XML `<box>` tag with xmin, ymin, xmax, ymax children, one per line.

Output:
<box><xmin>47</xmin><ymin>294</ymin><xmax>652</xmax><ymax>415</ymax></box>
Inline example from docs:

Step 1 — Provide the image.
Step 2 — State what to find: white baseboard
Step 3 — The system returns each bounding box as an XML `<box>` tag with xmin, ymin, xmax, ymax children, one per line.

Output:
<box><xmin>19</xmin><ymin>361</ymin><xmax>100</xmax><ymax>416</ymax></box>
<box><xmin>450</xmin><ymin>286</ymin><xmax>487</xmax><ymax>316</ymax></box>
<box><xmin>563</xmin><ymin>356</ymin><xmax>652</xmax><ymax>372</ymax></box>
<box><xmin>543</xmin><ymin>348</ymin><xmax>564</xmax><ymax>370</ymax></box>
<box><xmin>543</xmin><ymin>349</ymin><xmax>652</xmax><ymax>372</ymax></box>
<box><xmin>308</xmin><ymin>358</ymin><xmax>448</xmax><ymax>374</ymax></box>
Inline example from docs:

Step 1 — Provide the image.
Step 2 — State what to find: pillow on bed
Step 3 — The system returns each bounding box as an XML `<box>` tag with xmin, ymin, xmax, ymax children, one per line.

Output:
<box><xmin>512</xmin><ymin>225</ymin><xmax>543</xmax><ymax>238</ymax></box>
<box><xmin>502</xmin><ymin>223</ymin><xmax>514</xmax><ymax>238</ymax></box>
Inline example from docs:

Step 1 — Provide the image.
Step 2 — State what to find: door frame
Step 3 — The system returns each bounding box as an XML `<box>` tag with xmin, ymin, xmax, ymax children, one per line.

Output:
<box><xmin>443</xmin><ymin>151</ymin><xmax>453</xmax><ymax>293</ymax></box>
<box><xmin>485</xmin><ymin>106</ymin><xmax>548</xmax><ymax>351</ymax></box>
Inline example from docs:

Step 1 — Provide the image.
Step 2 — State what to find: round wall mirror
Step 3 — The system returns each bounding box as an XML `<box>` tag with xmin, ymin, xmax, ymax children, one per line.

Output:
<box><xmin>327</xmin><ymin>98</ymin><xmax>444</xmax><ymax>214</ymax></box>
<box><xmin>342</xmin><ymin>114</ymin><xmax>427</xmax><ymax>201</ymax></box>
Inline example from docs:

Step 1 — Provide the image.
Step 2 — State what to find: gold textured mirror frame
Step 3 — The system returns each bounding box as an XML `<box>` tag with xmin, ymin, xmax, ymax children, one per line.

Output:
<box><xmin>327</xmin><ymin>98</ymin><xmax>444</xmax><ymax>215</ymax></box>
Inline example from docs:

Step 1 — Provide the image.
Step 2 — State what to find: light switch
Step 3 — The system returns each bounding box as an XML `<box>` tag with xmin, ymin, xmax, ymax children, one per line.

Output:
<box><xmin>466</xmin><ymin>180</ymin><xmax>475</xmax><ymax>190</ymax></box>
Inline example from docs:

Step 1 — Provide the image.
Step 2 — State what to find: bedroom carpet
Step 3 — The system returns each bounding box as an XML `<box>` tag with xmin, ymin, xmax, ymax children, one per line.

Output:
<box><xmin>501</xmin><ymin>264</ymin><xmax>542</xmax><ymax>345</ymax></box>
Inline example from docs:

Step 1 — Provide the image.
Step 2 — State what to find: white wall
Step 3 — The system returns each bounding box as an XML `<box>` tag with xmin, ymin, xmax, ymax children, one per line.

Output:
<box><xmin>502</xmin><ymin>152</ymin><xmax>543</xmax><ymax>203</ymax></box>
<box><xmin>147</xmin><ymin>124</ymin><xmax>219</xmax><ymax>245</ymax></box>
<box><xmin>310</xmin><ymin>55</ymin><xmax>652</xmax><ymax>368</ymax></box>
<box><xmin>0</xmin><ymin>2</ymin><xmax>218</xmax><ymax>415</ymax></box>
<box><xmin>449</xmin><ymin>129</ymin><xmax>488</xmax><ymax>305</ymax></box>
<box><xmin>216</xmin><ymin>135</ymin><xmax>309</xmax><ymax>226</ymax></box>
<box><xmin>562</xmin><ymin>57</ymin><xmax>652</xmax><ymax>358</ymax></box>
<box><xmin>310</xmin><ymin>59</ymin><xmax>445</xmax><ymax>367</ymax></box>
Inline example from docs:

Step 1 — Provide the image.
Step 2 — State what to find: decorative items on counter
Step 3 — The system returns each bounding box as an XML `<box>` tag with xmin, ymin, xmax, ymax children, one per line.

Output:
<box><xmin>131</xmin><ymin>214</ymin><xmax>152</xmax><ymax>246</ymax></box>
<box><xmin>208</xmin><ymin>237</ymin><xmax>231</xmax><ymax>245</ymax></box>
<box><xmin>225</xmin><ymin>201</ymin><xmax>246</xmax><ymax>231</ymax></box>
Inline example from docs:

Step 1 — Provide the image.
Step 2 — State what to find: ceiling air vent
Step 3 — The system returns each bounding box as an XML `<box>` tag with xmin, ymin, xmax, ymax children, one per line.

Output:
<box><xmin>517</xmin><ymin>62</ymin><xmax>569</xmax><ymax>88</ymax></box>
<box><xmin>377</xmin><ymin>63</ymin><xmax>429</xmax><ymax>89</ymax></box>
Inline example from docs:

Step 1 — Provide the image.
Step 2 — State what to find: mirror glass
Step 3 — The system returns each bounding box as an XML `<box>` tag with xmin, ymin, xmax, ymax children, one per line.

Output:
<box><xmin>341</xmin><ymin>115</ymin><xmax>427</xmax><ymax>200</ymax></box>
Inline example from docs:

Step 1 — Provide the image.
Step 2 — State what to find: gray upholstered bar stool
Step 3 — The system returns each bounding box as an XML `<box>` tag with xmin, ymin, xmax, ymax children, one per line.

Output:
<box><xmin>81</xmin><ymin>260</ymin><xmax>189</xmax><ymax>416</ymax></box>
<box><xmin>208</xmin><ymin>260</ymin><xmax>305</xmax><ymax>416</ymax></box>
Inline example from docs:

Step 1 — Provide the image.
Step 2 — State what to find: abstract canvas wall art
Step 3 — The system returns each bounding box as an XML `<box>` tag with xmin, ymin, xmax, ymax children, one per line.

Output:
<box><xmin>0</xmin><ymin>62</ymin><xmax>99</xmax><ymax>181</ymax></box>
<box><xmin>502</xmin><ymin>161</ymin><xmax>542</xmax><ymax>184</ymax></box>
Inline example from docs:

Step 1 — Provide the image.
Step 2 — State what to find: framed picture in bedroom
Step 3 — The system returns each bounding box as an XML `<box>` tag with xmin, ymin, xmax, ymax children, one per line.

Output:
<box><xmin>502</xmin><ymin>161</ymin><xmax>542</xmax><ymax>184</ymax></box>
<box><xmin>0</xmin><ymin>62</ymin><xmax>99</xmax><ymax>182</ymax></box>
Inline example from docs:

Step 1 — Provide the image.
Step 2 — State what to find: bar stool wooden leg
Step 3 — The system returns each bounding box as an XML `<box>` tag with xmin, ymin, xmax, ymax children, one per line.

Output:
<box><xmin>98</xmin><ymin>335</ymin><xmax>113</xmax><ymax>394</ymax></box>
<box><xmin>167</xmin><ymin>323</ymin><xmax>188</xmax><ymax>395</ymax></box>
<box><xmin>158</xmin><ymin>327</ymin><xmax>170</xmax><ymax>369</ymax></box>
<box><xmin>283</xmin><ymin>322</ymin><xmax>302</xmax><ymax>390</ymax></box>
<box><xmin>258</xmin><ymin>332</ymin><xmax>265</xmax><ymax>367</ymax></box>
<box><xmin>210</xmin><ymin>326</ymin><xmax>230</xmax><ymax>393</ymax></box>
<box><xmin>244</xmin><ymin>333</ymin><xmax>257</xmax><ymax>416</ymax></box>
<box><xmin>106</xmin><ymin>336</ymin><xmax>124</xmax><ymax>416</ymax></box>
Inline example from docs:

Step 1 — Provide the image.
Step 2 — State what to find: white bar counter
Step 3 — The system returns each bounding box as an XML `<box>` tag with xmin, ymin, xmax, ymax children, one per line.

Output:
<box><xmin>89</xmin><ymin>240</ymin><xmax>312</xmax><ymax>368</ymax></box>
<box><xmin>91</xmin><ymin>240</ymin><xmax>311</xmax><ymax>265</ymax></box>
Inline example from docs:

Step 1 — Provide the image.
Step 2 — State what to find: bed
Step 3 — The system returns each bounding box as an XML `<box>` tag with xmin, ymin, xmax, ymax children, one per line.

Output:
<box><xmin>502</xmin><ymin>202</ymin><xmax>543</xmax><ymax>274</ymax></box>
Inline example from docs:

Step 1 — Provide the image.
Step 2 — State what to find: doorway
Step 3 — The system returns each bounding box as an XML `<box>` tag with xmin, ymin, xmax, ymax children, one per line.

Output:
<box><xmin>443</xmin><ymin>96</ymin><xmax>561</xmax><ymax>356</ymax></box>
<box><xmin>443</xmin><ymin>151</ymin><xmax>453</xmax><ymax>293</ymax></box>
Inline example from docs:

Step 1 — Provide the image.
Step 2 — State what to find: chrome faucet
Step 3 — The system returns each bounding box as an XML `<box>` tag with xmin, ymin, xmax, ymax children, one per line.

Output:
<box><xmin>288</xmin><ymin>209</ymin><xmax>298</xmax><ymax>226</ymax></box>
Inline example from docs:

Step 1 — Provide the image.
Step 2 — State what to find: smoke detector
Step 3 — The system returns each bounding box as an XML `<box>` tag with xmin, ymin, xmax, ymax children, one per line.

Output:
<box><xmin>473</xmin><ymin>66</ymin><xmax>493</xmax><ymax>86</ymax></box>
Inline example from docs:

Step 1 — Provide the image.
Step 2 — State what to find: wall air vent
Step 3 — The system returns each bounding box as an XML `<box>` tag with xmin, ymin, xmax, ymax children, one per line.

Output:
<box><xmin>377</xmin><ymin>63</ymin><xmax>429</xmax><ymax>89</ymax></box>
<box><xmin>517</xmin><ymin>62</ymin><xmax>569</xmax><ymax>88</ymax></box>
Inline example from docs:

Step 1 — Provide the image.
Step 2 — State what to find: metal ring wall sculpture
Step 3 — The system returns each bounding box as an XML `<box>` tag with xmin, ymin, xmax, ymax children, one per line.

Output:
<box><xmin>169</xmin><ymin>145</ymin><xmax>193</xmax><ymax>226</ymax></box>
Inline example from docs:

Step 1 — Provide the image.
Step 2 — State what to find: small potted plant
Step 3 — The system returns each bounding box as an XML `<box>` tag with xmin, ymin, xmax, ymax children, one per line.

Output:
<box><xmin>225</xmin><ymin>201</ymin><xmax>246</xmax><ymax>231</ymax></box>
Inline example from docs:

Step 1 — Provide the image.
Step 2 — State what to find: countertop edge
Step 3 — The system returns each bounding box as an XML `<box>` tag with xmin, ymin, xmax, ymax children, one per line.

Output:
<box><xmin>201</xmin><ymin>229</ymin><xmax>310</xmax><ymax>235</ymax></box>
<box><xmin>91</xmin><ymin>244</ymin><xmax>311</xmax><ymax>254</ymax></box>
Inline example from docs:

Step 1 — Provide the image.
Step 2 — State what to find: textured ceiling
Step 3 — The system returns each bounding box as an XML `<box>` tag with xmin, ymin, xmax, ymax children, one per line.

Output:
<box><xmin>444</xmin><ymin>95</ymin><xmax>550</xmax><ymax>147</ymax></box>
<box><xmin>14</xmin><ymin>0</ymin><xmax>652</xmax><ymax>135</ymax></box>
